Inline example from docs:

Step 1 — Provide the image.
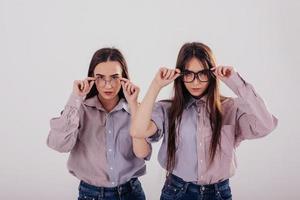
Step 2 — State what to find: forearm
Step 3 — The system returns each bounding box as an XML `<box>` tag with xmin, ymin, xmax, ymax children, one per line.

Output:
<box><xmin>132</xmin><ymin>138</ymin><xmax>151</xmax><ymax>159</ymax></box>
<box><xmin>130</xmin><ymin>81</ymin><xmax>161</xmax><ymax>138</ymax></box>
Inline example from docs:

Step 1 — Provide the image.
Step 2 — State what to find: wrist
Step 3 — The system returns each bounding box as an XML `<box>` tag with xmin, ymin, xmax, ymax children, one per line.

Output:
<box><xmin>150</xmin><ymin>80</ymin><xmax>162</xmax><ymax>92</ymax></box>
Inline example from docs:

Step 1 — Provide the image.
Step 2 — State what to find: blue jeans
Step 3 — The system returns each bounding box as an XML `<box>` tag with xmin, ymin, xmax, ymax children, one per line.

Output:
<box><xmin>160</xmin><ymin>174</ymin><xmax>232</xmax><ymax>200</ymax></box>
<box><xmin>78</xmin><ymin>178</ymin><xmax>146</xmax><ymax>200</ymax></box>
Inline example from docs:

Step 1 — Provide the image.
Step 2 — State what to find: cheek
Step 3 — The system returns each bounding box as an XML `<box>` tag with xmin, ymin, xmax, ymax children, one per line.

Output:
<box><xmin>113</xmin><ymin>83</ymin><xmax>122</xmax><ymax>93</ymax></box>
<box><xmin>95</xmin><ymin>83</ymin><xmax>104</xmax><ymax>93</ymax></box>
<box><xmin>184</xmin><ymin>82</ymin><xmax>191</xmax><ymax>91</ymax></box>
<box><xmin>202</xmin><ymin>82</ymin><xmax>209</xmax><ymax>90</ymax></box>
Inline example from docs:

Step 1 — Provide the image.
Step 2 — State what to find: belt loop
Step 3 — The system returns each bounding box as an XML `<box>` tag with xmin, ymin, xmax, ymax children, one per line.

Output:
<box><xmin>182</xmin><ymin>182</ymin><xmax>189</xmax><ymax>193</ymax></box>
<box><xmin>129</xmin><ymin>178</ymin><xmax>135</xmax><ymax>189</ymax></box>
<box><xmin>117</xmin><ymin>185</ymin><xmax>122</xmax><ymax>197</ymax></box>
<box><xmin>214</xmin><ymin>182</ymin><xmax>220</xmax><ymax>196</ymax></box>
<box><xmin>100</xmin><ymin>187</ymin><xmax>104</xmax><ymax>199</ymax></box>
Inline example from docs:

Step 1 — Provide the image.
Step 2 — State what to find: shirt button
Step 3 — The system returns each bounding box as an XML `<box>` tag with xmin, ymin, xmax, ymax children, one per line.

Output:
<box><xmin>199</xmin><ymin>143</ymin><xmax>202</xmax><ymax>146</ymax></box>
<box><xmin>111</xmin><ymin>182</ymin><xmax>115</xmax><ymax>185</ymax></box>
<box><xmin>200</xmin><ymin>160</ymin><xmax>203</xmax><ymax>163</ymax></box>
<box><xmin>108</xmin><ymin>130</ymin><xmax>111</xmax><ymax>134</ymax></box>
<box><xmin>108</xmin><ymin>149</ymin><xmax>112</xmax><ymax>152</ymax></box>
<box><xmin>200</xmin><ymin>176</ymin><xmax>203</xmax><ymax>179</ymax></box>
<box><xmin>110</xmin><ymin>167</ymin><xmax>113</xmax><ymax>170</ymax></box>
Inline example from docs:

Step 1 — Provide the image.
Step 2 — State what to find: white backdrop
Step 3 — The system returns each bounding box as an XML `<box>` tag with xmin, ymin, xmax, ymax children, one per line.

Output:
<box><xmin>1</xmin><ymin>0</ymin><xmax>299</xmax><ymax>199</ymax></box>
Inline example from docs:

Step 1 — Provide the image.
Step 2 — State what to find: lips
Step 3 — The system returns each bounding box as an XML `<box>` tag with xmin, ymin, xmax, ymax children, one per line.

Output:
<box><xmin>104</xmin><ymin>91</ymin><xmax>113</xmax><ymax>95</ymax></box>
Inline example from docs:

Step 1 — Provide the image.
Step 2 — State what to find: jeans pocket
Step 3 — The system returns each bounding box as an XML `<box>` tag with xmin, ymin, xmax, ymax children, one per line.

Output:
<box><xmin>217</xmin><ymin>186</ymin><xmax>232</xmax><ymax>200</ymax></box>
<box><xmin>161</xmin><ymin>183</ymin><xmax>184</xmax><ymax>200</ymax></box>
<box><xmin>78</xmin><ymin>193</ymin><xmax>98</xmax><ymax>200</ymax></box>
<box><xmin>78</xmin><ymin>185</ymin><xmax>99</xmax><ymax>200</ymax></box>
<box><xmin>131</xmin><ymin>180</ymin><xmax>146</xmax><ymax>199</ymax></box>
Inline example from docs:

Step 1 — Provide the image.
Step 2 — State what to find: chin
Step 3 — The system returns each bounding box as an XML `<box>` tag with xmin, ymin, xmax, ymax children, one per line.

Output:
<box><xmin>190</xmin><ymin>92</ymin><xmax>203</xmax><ymax>97</ymax></box>
<box><xmin>99</xmin><ymin>93</ymin><xmax>118</xmax><ymax>100</ymax></box>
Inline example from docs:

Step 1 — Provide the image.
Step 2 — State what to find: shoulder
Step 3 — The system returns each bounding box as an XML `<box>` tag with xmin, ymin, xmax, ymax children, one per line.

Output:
<box><xmin>155</xmin><ymin>99</ymin><xmax>172</xmax><ymax>109</ymax></box>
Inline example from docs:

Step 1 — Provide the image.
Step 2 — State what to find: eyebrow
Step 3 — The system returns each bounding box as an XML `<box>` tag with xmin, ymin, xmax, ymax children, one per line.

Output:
<box><xmin>95</xmin><ymin>73</ymin><xmax>120</xmax><ymax>77</ymax></box>
<box><xmin>184</xmin><ymin>69</ymin><xmax>208</xmax><ymax>73</ymax></box>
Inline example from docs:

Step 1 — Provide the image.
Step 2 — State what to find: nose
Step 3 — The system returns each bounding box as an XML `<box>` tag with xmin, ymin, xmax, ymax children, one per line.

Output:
<box><xmin>192</xmin><ymin>76</ymin><xmax>201</xmax><ymax>85</ymax></box>
<box><xmin>104</xmin><ymin>80</ymin><xmax>113</xmax><ymax>89</ymax></box>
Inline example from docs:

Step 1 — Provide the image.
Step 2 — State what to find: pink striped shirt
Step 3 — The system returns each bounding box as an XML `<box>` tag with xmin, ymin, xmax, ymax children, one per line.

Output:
<box><xmin>148</xmin><ymin>71</ymin><xmax>278</xmax><ymax>184</ymax></box>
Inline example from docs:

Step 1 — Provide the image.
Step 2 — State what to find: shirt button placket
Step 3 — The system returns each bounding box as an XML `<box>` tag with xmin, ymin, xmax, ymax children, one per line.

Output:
<box><xmin>198</xmin><ymin>107</ymin><xmax>206</xmax><ymax>184</ymax></box>
<box><xmin>106</xmin><ymin>114</ymin><xmax>115</xmax><ymax>186</ymax></box>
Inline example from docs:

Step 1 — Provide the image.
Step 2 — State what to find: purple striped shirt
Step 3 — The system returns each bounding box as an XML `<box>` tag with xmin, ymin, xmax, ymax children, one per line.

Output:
<box><xmin>148</xmin><ymin>71</ymin><xmax>278</xmax><ymax>184</ymax></box>
<box><xmin>47</xmin><ymin>94</ymin><xmax>150</xmax><ymax>187</ymax></box>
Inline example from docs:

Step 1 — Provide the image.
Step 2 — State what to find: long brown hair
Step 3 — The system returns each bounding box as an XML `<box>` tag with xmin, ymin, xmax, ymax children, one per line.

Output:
<box><xmin>85</xmin><ymin>47</ymin><xmax>129</xmax><ymax>100</ymax></box>
<box><xmin>166</xmin><ymin>42</ymin><xmax>223</xmax><ymax>173</ymax></box>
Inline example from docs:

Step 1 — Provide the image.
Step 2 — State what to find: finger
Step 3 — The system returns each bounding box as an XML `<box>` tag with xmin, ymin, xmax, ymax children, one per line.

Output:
<box><xmin>88</xmin><ymin>80</ymin><xmax>95</xmax><ymax>91</ymax></box>
<box><xmin>173</xmin><ymin>72</ymin><xmax>181</xmax><ymax>80</ymax></box>
<box><xmin>74</xmin><ymin>80</ymin><xmax>81</xmax><ymax>90</ymax></box>
<box><xmin>120</xmin><ymin>77</ymin><xmax>129</xmax><ymax>83</ymax></box>
<box><xmin>165</xmin><ymin>69</ymin><xmax>172</xmax><ymax>80</ymax></box>
<box><xmin>222</xmin><ymin>67</ymin><xmax>227</xmax><ymax>76</ymax></box>
<box><xmin>126</xmin><ymin>82</ymin><xmax>132</xmax><ymax>94</ymax></box>
<box><xmin>132</xmin><ymin>85</ymin><xmax>140</xmax><ymax>95</ymax></box>
<box><xmin>161</xmin><ymin>68</ymin><xmax>168</xmax><ymax>78</ymax></box>
<box><xmin>210</xmin><ymin>67</ymin><xmax>217</xmax><ymax>77</ymax></box>
<box><xmin>80</xmin><ymin>80</ymin><xmax>84</xmax><ymax>90</ymax></box>
<box><xmin>175</xmin><ymin>68</ymin><xmax>181</xmax><ymax>74</ymax></box>
<box><xmin>83</xmin><ymin>80</ymin><xmax>89</xmax><ymax>92</ymax></box>
<box><xmin>87</xmin><ymin>77</ymin><xmax>96</xmax><ymax>81</ymax></box>
<box><xmin>167</xmin><ymin>70</ymin><xmax>176</xmax><ymax>79</ymax></box>
<box><xmin>224</xmin><ymin>67</ymin><xmax>230</xmax><ymax>77</ymax></box>
<box><xmin>217</xmin><ymin>67</ymin><xmax>223</xmax><ymax>77</ymax></box>
<box><xmin>132</xmin><ymin>85</ymin><xmax>138</xmax><ymax>94</ymax></box>
<box><xmin>121</xmin><ymin>81</ymin><xmax>126</xmax><ymax>92</ymax></box>
<box><xmin>228</xmin><ymin>66</ymin><xmax>234</xmax><ymax>75</ymax></box>
<box><xmin>125</xmin><ymin>81</ymin><xmax>130</xmax><ymax>93</ymax></box>
<box><xmin>130</xmin><ymin>85</ymin><xmax>135</xmax><ymax>94</ymax></box>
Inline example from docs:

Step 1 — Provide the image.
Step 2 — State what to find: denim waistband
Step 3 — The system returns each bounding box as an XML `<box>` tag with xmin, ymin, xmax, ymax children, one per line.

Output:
<box><xmin>166</xmin><ymin>173</ymin><xmax>229</xmax><ymax>193</ymax></box>
<box><xmin>79</xmin><ymin>178</ymin><xmax>138</xmax><ymax>195</ymax></box>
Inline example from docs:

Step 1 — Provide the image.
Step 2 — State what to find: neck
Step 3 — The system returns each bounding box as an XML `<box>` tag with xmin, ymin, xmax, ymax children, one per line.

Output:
<box><xmin>97</xmin><ymin>95</ymin><xmax>120</xmax><ymax>112</ymax></box>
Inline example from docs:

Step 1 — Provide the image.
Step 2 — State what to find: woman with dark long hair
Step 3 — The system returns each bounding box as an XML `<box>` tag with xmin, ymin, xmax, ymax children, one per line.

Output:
<box><xmin>131</xmin><ymin>42</ymin><xmax>278</xmax><ymax>200</ymax></box>
<box><xmin>47</xmin><ymin>47</ymin><xmax>150</xmax><ymax>200</ymax></box>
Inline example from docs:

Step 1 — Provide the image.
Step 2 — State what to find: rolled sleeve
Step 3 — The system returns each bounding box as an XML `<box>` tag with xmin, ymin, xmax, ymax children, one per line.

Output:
<box><xmin>223</xmin><ymin>71</ymin><xmax>278</xmax><ymax>142</ymax></box>
<box><xmin>146</xmin><ymin>101</ymin><xmax>168</xmax><ymax>143</ymax></box>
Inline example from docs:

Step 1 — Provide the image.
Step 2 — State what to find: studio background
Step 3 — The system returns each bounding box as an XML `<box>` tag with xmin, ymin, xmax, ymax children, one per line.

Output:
<box><xmin>0</xmin><ymin>0</ymin><xmax>299</xmax><ymax>199</ymax></box>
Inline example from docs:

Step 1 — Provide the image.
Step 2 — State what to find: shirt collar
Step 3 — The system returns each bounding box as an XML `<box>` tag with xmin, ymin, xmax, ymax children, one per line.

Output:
<box><xmin>185</xmin><ymin>95</ymin><xmax>208</xmax><ymax>110</ymax></box>
<box><xmin>83</xmin><ymin>96</ymin><xmax>130</xmax><ymax>113</ymax></box>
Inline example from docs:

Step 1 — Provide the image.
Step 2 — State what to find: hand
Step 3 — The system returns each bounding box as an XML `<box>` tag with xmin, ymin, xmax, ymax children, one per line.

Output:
<box><xmin>211</xmin><ymin>66</ymin><xmax>235</xmax><ymax>81</ymax></box>
<box><xmin>120</xmin><ymin>78</ymin><xmax>140</xmax><ymax>105</ymax></box>
<box><xmin>73</xmin><ymin>77</ymin><xmax>95</xmax><ymax>97</ymax></box>
<box><xmin>153</xmin><ymin>67</ymin><xmax>181</xmax><ymax>89</ymax></box>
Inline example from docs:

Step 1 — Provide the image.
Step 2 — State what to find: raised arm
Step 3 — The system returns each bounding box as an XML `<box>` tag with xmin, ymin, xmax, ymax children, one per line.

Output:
<box><xmin>130</xmin><ymin>68</ymin><xmax>181</xmax><ymax>139</ymax></box>
<box><xmin>47</xmin><ymin>77</ymin><xmax>95</xmax><ymax>152</ymax></box>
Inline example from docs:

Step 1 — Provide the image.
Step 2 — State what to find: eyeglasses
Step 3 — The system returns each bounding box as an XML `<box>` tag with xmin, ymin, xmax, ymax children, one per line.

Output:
<box><xmin>95</xmin><ymin>75</ymin><xmax>121</xmax><ymax>88</ymax></box>
<box><xmin>180</xmin><ymin>69</ymin><xmax>214</xmax><ymax>83</ymax></box>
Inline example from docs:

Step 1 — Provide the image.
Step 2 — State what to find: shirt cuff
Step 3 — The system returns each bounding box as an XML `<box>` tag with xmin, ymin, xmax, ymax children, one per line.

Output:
<box><xmin>66</xmin><ymin>93</ymin><xmax>85</xmax><ymax>109</ymax></box>
<box><xmin>222</xmin><ymin>71</ymin><xmax>247</xmax><ymax>96</ymax></box>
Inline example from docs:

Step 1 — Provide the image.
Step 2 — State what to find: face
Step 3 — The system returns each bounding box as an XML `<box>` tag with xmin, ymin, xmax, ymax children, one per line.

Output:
<box><xmin>93</xmin><ymin>61</ymin><xmax>123</xmax><ymax>100</ymax></box>
<box><xmin>183</xmin><ymin>57</ymin><xmax>209</xmax><ymax>97</ymax></box>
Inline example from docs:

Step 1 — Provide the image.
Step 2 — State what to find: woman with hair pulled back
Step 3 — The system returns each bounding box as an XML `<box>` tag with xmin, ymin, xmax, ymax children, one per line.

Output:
<box><xmin>47</xmin><ymin>47</ymin><xmax>150</xmax><ymax>200</ymax></box>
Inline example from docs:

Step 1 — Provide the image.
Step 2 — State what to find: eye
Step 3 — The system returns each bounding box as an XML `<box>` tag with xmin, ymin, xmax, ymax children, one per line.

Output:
<box><xmin>111</xmin><ymin>75</ymin><xmax>120</xmax><ymax>80</ymax></box>
<box><xmin>96</xmin><ymin>75</ymin><xmax>104</xmax><ymax>79</ymax></box>
<box><xmin>199</xmin><ymin>69</ymin><xmax>209</xmax><ymax>75</ymax></box>
<box><xmin>183</xmin><ymin>70</ymin><xmax>193</xmax><ymax>76</ymax></box>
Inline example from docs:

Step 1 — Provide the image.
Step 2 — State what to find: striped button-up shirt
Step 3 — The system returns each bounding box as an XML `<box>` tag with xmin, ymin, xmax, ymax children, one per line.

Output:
<box><xmin>148</xmin><ymin>71</ymin><xmax>278</xmax><ymax>185</ymax></box>
<box><xmin>47</xmin><ymin>94</ymin><xmax>149</xmax><ymax>187</ymax></box>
